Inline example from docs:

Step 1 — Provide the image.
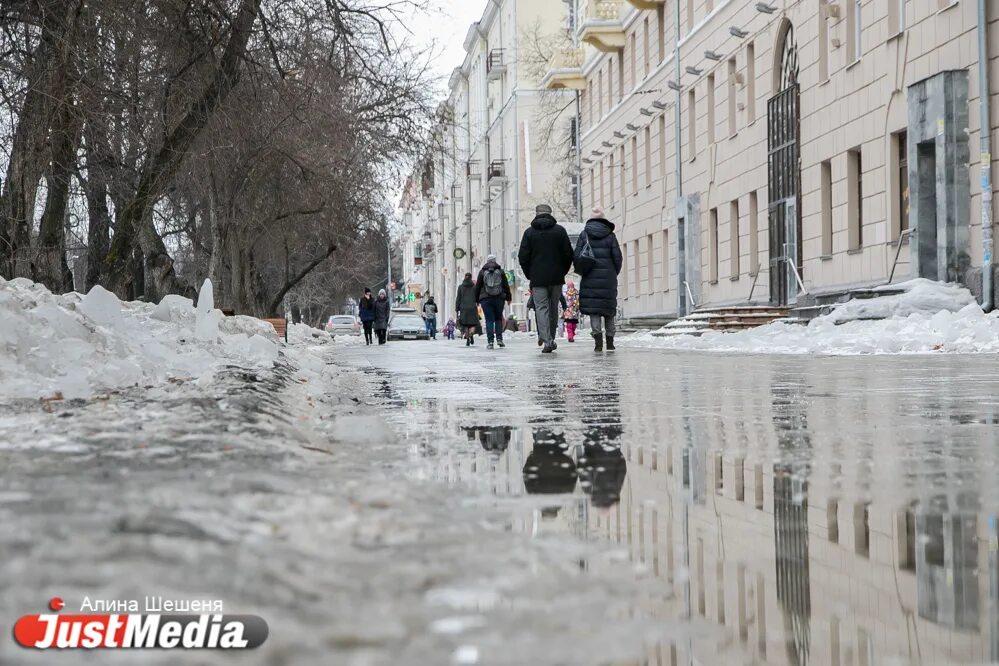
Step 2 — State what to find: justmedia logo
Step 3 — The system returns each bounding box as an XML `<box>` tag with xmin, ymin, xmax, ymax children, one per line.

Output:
<box><xmin>13</xmin><ymin>597</ymin><xmax>269</xmax><ymax>650</ymax></box>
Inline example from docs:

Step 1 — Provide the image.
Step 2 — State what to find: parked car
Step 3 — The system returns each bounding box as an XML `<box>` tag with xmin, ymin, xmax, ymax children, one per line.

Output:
<box><xmin>388</xmin><ymin>313</ymin><xmax>430</xmax><ymax>341</ymax></box>
<box><xmin>326</xmin><ymin>315</ymin><xmax>360</xmax><ymax>336</ymax></box>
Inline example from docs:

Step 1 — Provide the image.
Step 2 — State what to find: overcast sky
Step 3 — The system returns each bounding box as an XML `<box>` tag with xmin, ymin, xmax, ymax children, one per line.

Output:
<box><xmin>406</xmin><ymin>0</ymin><xmax>489</xmax><ymax>81</ymax></box>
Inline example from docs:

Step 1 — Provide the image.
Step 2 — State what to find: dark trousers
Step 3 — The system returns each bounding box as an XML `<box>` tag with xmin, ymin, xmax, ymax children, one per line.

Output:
<box><xmin>376</xmin><ymin>328</ymin><xmax>387</xmax><ymax>345</ymax></box>
<box><xmin>481</xmin><ymin>297</ymin><xmax>505</xmax><ymax>343</ymax></box>
<box><xmin>362</xmin><ymin>321</ymin><xmax>373</xmax><ymax>344</ymax></box>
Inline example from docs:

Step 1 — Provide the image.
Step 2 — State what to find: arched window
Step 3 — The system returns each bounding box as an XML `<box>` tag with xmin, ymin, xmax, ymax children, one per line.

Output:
<box><xmin>772</xmin><ymin>19</ymin><xmax>799</xmax><ymax>96</ymax></box>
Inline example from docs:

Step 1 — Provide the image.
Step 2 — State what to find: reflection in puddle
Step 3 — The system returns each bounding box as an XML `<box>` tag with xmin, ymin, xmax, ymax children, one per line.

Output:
<box><xmin>361</xmin><ymin>350</ymin><xmax>999</xmax><ymax>665</ymax></box>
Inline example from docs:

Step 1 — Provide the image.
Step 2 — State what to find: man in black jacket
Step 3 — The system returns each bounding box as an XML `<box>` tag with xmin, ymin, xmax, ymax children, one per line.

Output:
<box><xmin>517</xmin><ymin>204</ymin><xmax>573</xmax><ymax>354</ymax></box>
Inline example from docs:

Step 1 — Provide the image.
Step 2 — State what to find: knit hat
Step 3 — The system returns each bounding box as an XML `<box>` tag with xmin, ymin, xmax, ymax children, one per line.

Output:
<box><xmin>486</xmin><ymin>254</ymin><xmax>497</xmax><ymax>262</ymax></box>
<box><xmin>535</xmin><ymin>204</ymin><xmax>553</xmax><ymax>215</ymax></box>
<box><xmin>591</xmin><ymin>206</ymin><xmax>605</xmax><ymax>219</ymax></box>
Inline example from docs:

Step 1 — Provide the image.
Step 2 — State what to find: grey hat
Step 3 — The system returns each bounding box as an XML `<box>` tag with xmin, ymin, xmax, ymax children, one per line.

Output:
<box><xmin>486</xmin><ymin>254</ymin><xmax>497</xmax><ymax>262</ymax></box>
<box><xmin>535</xmin><ymin>204</ymin><xmax>553</xmax><ymax>215</ymax></box>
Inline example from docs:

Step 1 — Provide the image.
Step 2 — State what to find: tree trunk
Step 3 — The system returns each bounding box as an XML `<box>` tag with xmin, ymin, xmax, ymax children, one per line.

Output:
<box><xmin>36</xmin><ymin>94</ymin><xmax>83</xmax><ymax>293</ymax></box>
<box><xmin>82</xmin><ymin>118</ymin><xmax>113</xmax><ymax>291</ymax></box>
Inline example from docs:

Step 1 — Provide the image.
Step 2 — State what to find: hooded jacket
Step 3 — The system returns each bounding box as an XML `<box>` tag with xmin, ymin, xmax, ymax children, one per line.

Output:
<box><xmin>576</xmin><ymin>218</ymin><xmax>623</xmax><ymax>317</ymax></box>
<box><xmin>475</xmin><ymin>260</ymin><xmax>513</xmax><ymax>302</ymax></box>
<box><xmin>358</xmin><ymin>294</ymin><xmax>376</xmax><ymax>323</ymax></box>
<box><xmin>517</xmin><ymin>213</ymin><xmax>574</xmax><ymax>288</ymax></box>
<box><xmin>373</xmin><ymin>295</ymin><xmax>391</xmax><ymax>330</ymax></box>
<box><xmin>455</xmin><ymin>277</ymin><xmax>480</xmax><ymax>327</ymax></box>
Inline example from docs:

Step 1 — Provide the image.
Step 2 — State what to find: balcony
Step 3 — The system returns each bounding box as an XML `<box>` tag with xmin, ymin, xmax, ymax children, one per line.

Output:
<box><xmin>624</xmin><ymin>0</ymin><xmax>665</xmax><ymax>9</ymax></box>
<box><xmin>486</xmin><ymin>49</ymin><xmax>506</xmax><ymax>81</ymax></box>
<box><xmin>542</xmin><ymin>47</ymin><xmax>586</xmax><ymax>91</ymax></box>
<box><xmin>487</xmin><ymin>160</ymin><xmax>507</xmax><ymax>185</ymax></box>
<box><xmin>580</xmin><ymin>0</ymin><xmax>625</xmax><ymax>53</ymax></box>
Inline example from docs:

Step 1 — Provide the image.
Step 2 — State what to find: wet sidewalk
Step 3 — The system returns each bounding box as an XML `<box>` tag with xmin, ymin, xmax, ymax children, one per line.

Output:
<box><xmin>344</xmin><ymin>336</ymin><xmax>999</xmax><ymax>665</ymax></box>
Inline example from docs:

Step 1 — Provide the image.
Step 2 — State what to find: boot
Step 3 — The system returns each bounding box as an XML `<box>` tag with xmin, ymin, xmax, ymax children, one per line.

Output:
<box><xmin>593</xmin><ymin>333</ymin><xmax>604</xmax><ymax>352</ymax></box>
<box><xmin>606</xmin><ymin>336</ymin><xmax>615</xmax><ymax>351</ymax></box>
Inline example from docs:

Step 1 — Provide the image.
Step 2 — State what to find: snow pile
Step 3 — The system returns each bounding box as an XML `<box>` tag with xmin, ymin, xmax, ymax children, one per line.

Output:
<box><xmin>829</xmin><ymin>278</ymin><xmax>976</xmax><ymax>323</ymax></box>
<box><xmin>623</xmin><ymin>280</ymin><xmax>999</xmax><ymax>355</ymax></box>
<box><xmin>0</xmin><ymin>277</ymin><xmax>280</xmax><ymax>400</ymax></box>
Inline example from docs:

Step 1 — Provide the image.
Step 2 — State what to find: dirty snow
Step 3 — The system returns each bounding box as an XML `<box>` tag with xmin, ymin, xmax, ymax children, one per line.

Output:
<box><xmin>0</xmin><ymin>276</ymin><xmax>280</xmax><ymax>400</ymax></box>
<box><xmin>623</xmin><ymin>279</ymin><xmax>999</xmax><ymax>355</ymax></box>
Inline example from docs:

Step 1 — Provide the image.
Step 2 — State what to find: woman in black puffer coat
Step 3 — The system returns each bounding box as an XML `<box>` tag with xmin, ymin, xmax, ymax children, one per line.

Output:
<box><xmin>575</xmin><ymin>208</ymin><xmax>622</xmax><ymax>352</ymax></box>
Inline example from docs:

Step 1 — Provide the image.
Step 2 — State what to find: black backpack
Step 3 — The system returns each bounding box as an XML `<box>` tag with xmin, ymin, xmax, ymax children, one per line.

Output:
<box><xmin>574</xmin><ymin>232</ymin><xmax>596</xmax><ymax>275</ymax></box>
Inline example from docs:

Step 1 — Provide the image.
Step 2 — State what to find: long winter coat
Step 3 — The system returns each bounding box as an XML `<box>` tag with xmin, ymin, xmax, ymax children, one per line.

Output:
<box><xmin>517</xmin><ymin>213</ymin><xmax>574</xmax><ymax>288</ymax></box>
<box><xmin>455</xmin><ymin>278</ymin><xmax>480</xmax><ymax>328</ymax></box>
<box><xmin>373</xmin><ymin>296</ymin><xmax>391</xmax><ymax>330</ymax></box>
<box><xmin>576</xmin><ymin>218</ymin><xmax>623</xmax><ymax>317</ymax></box>
<box><xmin>358</xmin><ymin>295</ymin><xmax>376</xmax><ymax>323</ymax></box>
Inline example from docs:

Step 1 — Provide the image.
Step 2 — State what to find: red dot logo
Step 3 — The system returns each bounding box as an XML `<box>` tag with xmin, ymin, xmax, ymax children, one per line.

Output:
<box><xmin>48</xmin><ymin>598</ymin><xmax>64</xmax><ymax>612</ymax></box>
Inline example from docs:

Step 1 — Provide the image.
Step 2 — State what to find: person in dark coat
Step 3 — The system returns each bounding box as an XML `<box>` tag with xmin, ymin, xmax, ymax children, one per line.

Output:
<box><xmin>373</xmin><ymin>289</ymin><xmax>391</xmax><ymax>345</ymax></box>
<box><xmin>518</xmin><ymin>204</ymin><xmax>574</xmax><ymax>354</ymax></box>
<box><xmin>358</xmin><ymin>288</ymin><xmax>376</xmax><ymax>345</ymax></box>
<box><xmin>575</xmin><ymin>208</ymin><xmax>623</xmax><ymax>352</ymax></box>
<box><xmin>474</xmin><ymin>254</ymin><xmax>512</xmax><ymax>349</ymax></box>
<box><xmin>455</xmin><ymin>273</ymin><xmax>480</xmax><ymax>346</ymax></box>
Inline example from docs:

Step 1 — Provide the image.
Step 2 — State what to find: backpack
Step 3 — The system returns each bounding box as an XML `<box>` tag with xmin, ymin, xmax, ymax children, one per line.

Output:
<box><xmin>483</xmin><ymin>267</ymin><xmax>504</xmax><ymax>297</ymax></box>
<box><xmin>574</xmin><ymin>232</ymin><xmax>596</xmax><ymax>275</ymax></box>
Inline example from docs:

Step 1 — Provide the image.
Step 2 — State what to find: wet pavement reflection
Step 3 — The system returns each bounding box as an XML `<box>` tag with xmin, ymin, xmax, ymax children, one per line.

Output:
<box><xmin>345</xmin><ymin>339</ymin><xmax>999</xmax><ymax>665</ymax></box>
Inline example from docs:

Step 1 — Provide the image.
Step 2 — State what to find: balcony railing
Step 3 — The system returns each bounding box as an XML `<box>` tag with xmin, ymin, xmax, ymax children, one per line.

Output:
<box><xmin>580</xmin><ymin>0</ymin><xmax>625</xmax><ymax>53</ymax></box>
<box><xmin>486</xmin><ymin>49</ymin><xmax>506</xmax><ymax>81</ymax></box>
<box><xmin>542</xmin><ymin>47</ymin><xmax>587</xmax><ymax>91</ymax></box>
<box><xmin>487</xmin><ymin>160</ymin><xmax>507</xmax><ymax>184</ymax></box>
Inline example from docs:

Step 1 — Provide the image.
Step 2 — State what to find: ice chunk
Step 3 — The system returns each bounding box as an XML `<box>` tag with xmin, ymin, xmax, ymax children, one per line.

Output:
<box><xmin>194</xmin><ymin>280</ymin><xmax>220</xmax><ymax>343</ymax></box>
<box><xmin>79</xmin><ymin>285</ymin><xmax>123</xmax><ymax>327</ymax></box>
<box><xmin>151</xmin><ymin>294</ymin><xmax>194</xmax><ymax>323</ymax></box>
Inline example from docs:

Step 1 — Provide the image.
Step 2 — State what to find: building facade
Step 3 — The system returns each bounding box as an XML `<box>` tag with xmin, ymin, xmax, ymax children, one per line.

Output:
<box><xmin>544</xmin><ymin>0</ymin><xmax>998</xmax><ymax>322</ymax></box>
<box><xmin>400</xmin><ymin>0</ymin><xmax>578</xmax><ymax>322</ymax></box>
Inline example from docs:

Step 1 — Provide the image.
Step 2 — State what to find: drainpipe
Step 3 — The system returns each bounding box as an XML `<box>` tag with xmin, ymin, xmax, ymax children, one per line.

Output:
<box><xmin>978</xmin><ymin>0</ymin><xmax>993</xmax><ymax>311</ymax></box>
<box><xmin>674</xmin><ymin>0</ymin><xmax>683</xmax><ymax>202</ymax></box>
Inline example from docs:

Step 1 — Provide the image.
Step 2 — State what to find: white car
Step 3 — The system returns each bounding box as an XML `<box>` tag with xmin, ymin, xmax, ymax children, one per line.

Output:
<box><xmin>326</xmin><ymin>315</ymin><xmax>360</xmax><ymax>336</ymax></box>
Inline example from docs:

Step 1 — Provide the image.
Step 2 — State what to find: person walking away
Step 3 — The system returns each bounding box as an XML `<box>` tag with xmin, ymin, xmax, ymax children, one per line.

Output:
<box><xmin>563</xmin><ymin>281</ymin><xmax>580</xmax><ymax>342</ymax></box>
<box><xmin>455</xmin><ymin>272</ymin><xmax>480</xmax><ymax>346</ymax></box>
<box><xmin>575</xmin><ymin>208</ymin><xmax>622</xmax><ymax>352</ymax></box>
<box><xmin>518</xmin><ymin>204</ymin><xmax>574</xmax><ymax>354</ymax></box>
<box><xmin>422</xmin><ymin>296</ymin><xmax>439</xmax><ymax>339</ymax></box>
<box><xmin>373</xmin><ymin>289</ymin><xmax>391</xmax><ymax>345</ymax></box>
<box><xmin>358</xmin><ymin>288</ymin><xmax>376</xmax><ymax>345</ymax></box>
<box><xmin>475</xmin><ymin>254</ymin><xmax>513</xmax><ymax>349</ymax></box>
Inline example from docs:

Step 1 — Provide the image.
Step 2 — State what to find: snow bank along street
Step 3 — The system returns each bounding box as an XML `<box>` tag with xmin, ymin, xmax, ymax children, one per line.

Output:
<box><xmin>0</xmin><ymin>278</ymin><xmax>665</xmax><ymax>665</ymax></box>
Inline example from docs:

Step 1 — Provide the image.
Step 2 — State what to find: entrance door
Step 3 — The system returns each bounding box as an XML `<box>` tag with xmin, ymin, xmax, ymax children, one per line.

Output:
<box><xmin>767</xmin><ymin>21</ymin><xmax>802</xmax><ymax>306</ymax></box>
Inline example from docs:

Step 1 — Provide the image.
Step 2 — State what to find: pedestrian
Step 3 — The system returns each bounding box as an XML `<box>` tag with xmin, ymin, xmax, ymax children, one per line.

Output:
<box><xmin>422</xmin><ymin>295</ymin><xmax>439</xmax><ymax>340</ymax></box>
<box><xmin>563</xmin><ymin>281</ymin><xmax>580</xmax><ymax>342</ymax></box>
<box><xmin>455</xmin><ymin>272</ymin><xmax>480</xmax><ymax>346</ymax></box>
<box><xmin>475</xmin><ymin>254</ymin><xmax>513</xmax><ymax>349</ymax></box>
<box><xmin>373</xmin><ymin>288</ymin><xmax>391</xmax><ymax>345</ymax></box>
<box><xmin>575</xmin><ymin>207</ymin><xmax>622</xmax><ymax>352</ymax></box>
<box><xmin>444</xmin><ymin>317</ymin><xmax>456</xmax><ymax>340</ymax></box>
<box><xmin>358</xmin><ymin>287</ymin><xmax>376</xmax><ymax>345</ymax></box>
<box><xmin>518</xmin><ymin>204</ymin><xmax>574</xmax><ymax>354</ymax></box>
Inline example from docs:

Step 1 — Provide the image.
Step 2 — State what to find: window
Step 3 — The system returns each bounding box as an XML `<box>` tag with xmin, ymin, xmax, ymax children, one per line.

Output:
<box><xmin>848</xmin><ymin>148</ymin><xmax>863</xmax><ymax>249</ymax></box>
<box><xmin>706</xmin><ymin>74</ymin><xmax>716</xmax><ymax>144</ymax></box>
<box><xmin>730</xmin><ymin>199</ymin><xmax>740</xmax><ymax>278</ymax></box>
<box><xmin>821</xmin><ymin>160</ymin><xmax>833</xmax><ymax>255</ymax></box>
<box><xmin>633</xmin><ymin>240</ymin><xmax>641</xmax><ymax>293</ymax></box>
<box><xmin>746</xmin><ymin>43</ymin><xmax>756</xmax><ymax>122</ymax></box>
<box><xmin>847</xmin><ymin>0</ymin><xmax>862</xmax><ymax>63</ymax></box>
<box><xmin>818</xmin><ymin>1</ymin><xmax>829</xmax><ymax>80</ymax></box>
<box><xmin>749</xmin><ymin>191</ymin><xmax>759</xmax><ymax>274</ymax></box>
<box><xmin>618</xmin><ymin>51</ymin><xmax>625</xmax><ymax>101</ymax></box>
<box><xmin>854</xmin><ymin>502</ymin><xmax>870</xmax><ymax>558</ymax></box>
<box><xmin>619</xmin><ymin>146</ymin><xmax>626</xmax><ymax>201</ymax></box>
<box><xmin>598</xmin><ymin>69</ymin><xmax>604</xmax><ymax>117</ymax></box>
<box><xmin>898</xmin><ymin>506</ymin><xmax>916</xmax><ymax>571</ymax></box>
<box><xmin>657</xmin><ymin>5</ymin><xmax>666</xmax><ymax>62</ymax></box>
<box><xmin>688</xmin><ymin>90</ymin><xmax>697</xmax><ymax>160</ymax></box>
<box><xmin>892</xmin><ymin>130</ymin><xmax>909</xmax><ymax>240</ymax></box>
<box><xmin>599</xmin><ymin>160</ymin><xmax>606</xmax><ymax>207</ymax></box>
<box><xmin>686</xmin><ymin>0</ymin><xmax>694</xmax><ymax>35</ymax></box>
<box><xmin>659</xmin><ymin>115</ymin><xmax>668</xmax><ymax>180</ymax></box>
<box><xmin>644</xmin><ymin>126</ymin><xmax>652</xmax><ymax>187</ymax></box>
<box><xmin>727</xmin><ymin>59</ymin><xmax>737</xmax><ymax>136</ymax></box>
<box><xmin>662</xmin><ymin>229</ymin><xmax>670</xmax><ymax>291</ymax></box>
<box><xmin>827</xmin><ymin>499</ymin><xmax>839</xmax><ymax>543</ymax></box>
<box><xmin>589</xmin><ymin>168</ymin><xmax>596</xmax><ymax>207</ymax></box>
<box><xmin>608</xmin><ymin>155</ymin><xmax>616</xmax><ymax>207</ymax></box>
<box><xmin>709</xmin><ymin>207</ymin><xmax>719</xmax><ymax>282</ymax></box>
<box><xmin>647</xmin><ymin>234</ymin><xmax>655</xmax><ymax>293</ymax></box>
<box><xmin>629</xmin><ymin>33</ymin><xmax>637</xmax><ymax>90</ymax></box>
<box><xmin>587</xmin><ymin>81</ymin><xmax>594</xmax><ymax>128</ymax></box>
<box><xmin>631</xmin><ymin>136</ymin><xmax>639</xmax><ymax>194</ymax></box>
<box><xmin>643</xmin><ymin>18</ymin><xmax>650</xmax><ymax>79</ymax></box>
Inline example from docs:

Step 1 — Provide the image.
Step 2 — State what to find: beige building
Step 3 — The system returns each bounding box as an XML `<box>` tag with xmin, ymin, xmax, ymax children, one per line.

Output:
<box><xmin>401</xmin><ymin>0</ymin><xmax>579</xmax><ymax>322</ymax></box>
<box><xmin>544</xmin><ymin>0</ymin><xmax>999</xmax><ymax>322</ymax></box>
